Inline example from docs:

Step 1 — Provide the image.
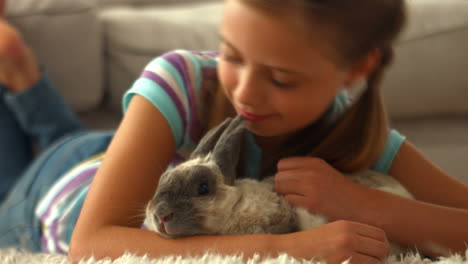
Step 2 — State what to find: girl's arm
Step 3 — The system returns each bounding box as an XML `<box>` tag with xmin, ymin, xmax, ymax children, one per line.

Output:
<box><xmin>68</xmin><ymin>95</ymin><xmax>389</xmax><ymax>264</ymax></box>
<box><xmin>275</xmin><ymin>141</ymin><xmax>468</xmax><ymax>257</ymax></box>
<box><xmin>389</xmin><ymin>141</ymin><xmax>468</xmax><ymax>210</ymax></box>
<box><xmin>367</xmin><ymin>141</ymin><xmax>468</xmax><ymax>255</ymax></box>
<box><xmin>68</xmin><ymin>95</ymin><xmax>270</xmax><ymax>260</ymax></box>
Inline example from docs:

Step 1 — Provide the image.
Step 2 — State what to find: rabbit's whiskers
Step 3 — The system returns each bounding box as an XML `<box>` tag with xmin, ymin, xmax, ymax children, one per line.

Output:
<box><xmin>127</xmin><ymin>213</ymin><xmax>148</xmax><ymax>226</ymax></box>
<box><xmin>107</xmin><ymin>201</ymin><xmax>148</xmax><ymax>225</ymax></box>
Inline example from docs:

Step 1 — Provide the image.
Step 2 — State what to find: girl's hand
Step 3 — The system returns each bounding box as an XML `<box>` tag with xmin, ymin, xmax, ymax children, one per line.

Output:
<box><xmin>274</xmin><ymin>157</ymin><xmax>367</xmax><ymax>221</ymax></box>
<box><xmin>0</xmin><ymin>2</ymin><xmax>40</xmax><ymax>93</ymax></box>
<box><xmin>278</xmin><ymin>220</ymin><xmax>390</xmax><ymax>264</ymax></box>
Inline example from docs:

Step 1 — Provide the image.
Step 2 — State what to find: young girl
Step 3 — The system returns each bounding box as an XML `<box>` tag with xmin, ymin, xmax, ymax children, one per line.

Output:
<box><xmin>1</xmin><ymin>0</ymin><xmax>467</xmax><ymax>264</ymax></box>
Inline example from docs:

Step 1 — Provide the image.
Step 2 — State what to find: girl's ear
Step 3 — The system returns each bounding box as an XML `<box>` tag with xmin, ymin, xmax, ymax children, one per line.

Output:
<box><xmin>344</xmin><ymin>49</ymin><xmax>382</xmax><ymax>86</ymax></box>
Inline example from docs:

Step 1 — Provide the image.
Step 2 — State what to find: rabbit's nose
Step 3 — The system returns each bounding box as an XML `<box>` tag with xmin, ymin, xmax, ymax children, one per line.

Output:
<box><xmin>160</xmin><ymin>213</ymin><xmax>173</xmax><ymax>223</ymax></box>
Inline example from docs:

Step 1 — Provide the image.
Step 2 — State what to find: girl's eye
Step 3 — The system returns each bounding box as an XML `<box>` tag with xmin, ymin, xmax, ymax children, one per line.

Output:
<box><xmin>198</xmin><ymin>183</ymin><xmax>210</xmax><ymax>196</ymax></box>
<box><xmin>271</xmin><ymin>78</ymin><xmax>295</xmax><ymax>89</ymax></box>
<box><xmin>222</xmin><ymin>54</ymin><xmax>242</xmax><ymax>64</ymax></box>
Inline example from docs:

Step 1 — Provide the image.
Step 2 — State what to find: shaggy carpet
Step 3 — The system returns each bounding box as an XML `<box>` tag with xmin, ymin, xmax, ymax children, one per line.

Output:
<box><xmin>0</xmin><ymin>248</ymin><xmax>467</xmax><ymax>264</ymax></box>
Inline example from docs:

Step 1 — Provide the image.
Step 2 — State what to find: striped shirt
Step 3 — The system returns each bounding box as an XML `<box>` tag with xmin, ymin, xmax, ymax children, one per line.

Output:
<box><xmin>35</xmin><ymin>154</ymin><xmax>103</xmax><ymax>253</ymax></box>
<box><xmin>34</xmin><ymin>49</ymin><xmax>405</xmax><ymax>253</ymax></box>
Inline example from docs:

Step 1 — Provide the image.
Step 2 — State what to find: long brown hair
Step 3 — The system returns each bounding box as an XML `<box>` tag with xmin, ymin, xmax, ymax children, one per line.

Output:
<box><xmin>203</xmin><ymin>0</ymin><xmax>407</xmax><ymax>174</ymax></box>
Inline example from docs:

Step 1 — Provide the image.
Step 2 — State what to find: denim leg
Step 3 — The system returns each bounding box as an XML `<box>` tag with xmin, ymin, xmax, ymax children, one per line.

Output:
<box><xmin>0</xmin><ymin>86</ymin><xmax>34</xmax><ymax>202</ymax></box>
<box><xmin>3</xmin><ymin>70</ymin><xmax>86</xmax><ymax>152</ymax></box>
<box><xmin>0</xmin><ymin>71</ymin><xmax>86</xmax><ymax>202</ymax></box>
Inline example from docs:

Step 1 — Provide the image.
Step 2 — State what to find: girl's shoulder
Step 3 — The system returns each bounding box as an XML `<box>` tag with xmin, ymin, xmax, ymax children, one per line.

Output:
<box><xmin>123</xmin><ymin>50</ymin><xmax>222</xmax><ymax>151</ymax></box>
<box><xmin>141</xmin><ymin>49</ymin><xmax>220</xmax><ymax>94</ymax></box>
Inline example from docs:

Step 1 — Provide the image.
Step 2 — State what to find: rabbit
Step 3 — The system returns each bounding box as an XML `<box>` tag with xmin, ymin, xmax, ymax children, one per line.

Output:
<box><xmin>145</xmin><ymin>115</ymin><xmax>413</xmax><ymax>255</ymax></box>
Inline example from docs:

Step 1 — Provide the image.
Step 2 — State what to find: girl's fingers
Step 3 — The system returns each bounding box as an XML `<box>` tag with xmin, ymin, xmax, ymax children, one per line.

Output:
<box><xmin>278</xmin><ymin>156</ymin><xmax>329</xmax><ymax>171</ymax></box>
<box><xmin>354</xmin><ymin>234</ymin><xmax>391</xmax><ymax>261</ymax></box>
<box><xmin>0</xmin><ymin>0</ymin><xmax>5</xmax><ymax>18</ymax></box>
<box><xmin>277</xmin><ymin>157</ymin><xmax>312</xmax><ymax>170</ymax></box>
<box><xmin>325</xmin><ymin>221</ymin><xmax>390</xmax><ymax>263</ymax></box>
<box><xmin>283</xmin><ymin>194</ymin><xmax>308</xmax><ymax>207</ymax></box>
<box><xmin>354</xmin><ymin>222</ymin><xmax>389</xmax><ymax>243</ymax></box>
<box><xmin>273</xmin><ymin>172</ymin><xmax>304</xmax><ymax>194</ymax></box>
<box><xmin>349</xmin><ymin>222</ymin><xmax>390</xmax><ymax>261</ymax></box>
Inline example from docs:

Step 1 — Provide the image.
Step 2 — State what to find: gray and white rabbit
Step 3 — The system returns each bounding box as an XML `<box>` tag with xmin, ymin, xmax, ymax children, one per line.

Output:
<box><xmin>145</xmin><ymin>115</ymin><xmax>413</xmax><ymax>254</ymax></box>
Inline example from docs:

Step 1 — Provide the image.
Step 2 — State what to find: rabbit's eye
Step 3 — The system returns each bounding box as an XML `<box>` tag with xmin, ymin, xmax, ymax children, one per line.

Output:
<box><xmin>198</xmin><ymin>183</ymin><xmax>210</xmax><ymax>195</ymax></box>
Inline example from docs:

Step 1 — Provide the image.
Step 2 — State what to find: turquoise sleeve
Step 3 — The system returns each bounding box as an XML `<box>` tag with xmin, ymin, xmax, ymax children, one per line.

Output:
<box><xmin>372</xmin><ymin>129</ymin><xmax>407</xmax><ymax>174</ymax></box>
<box><xmin>122</xmin><ymin>78</ymin><xmax>184</xmax><ymax>148</ymax></box>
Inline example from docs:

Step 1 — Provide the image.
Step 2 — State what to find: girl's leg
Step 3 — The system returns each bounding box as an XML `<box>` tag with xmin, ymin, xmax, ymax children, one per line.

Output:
<box><xmin>0</xmin><ymin>71</ymin><xmax>86</xmax><ymax>201</ymax></box>
<box><xmin>0</xmin><ymin>85</ymin><xmax>33</xmax><ymax>202</ymax></box>
<box><xmin>3</xmin><ymin>70</ymin><xmax>86</xmax><ymax>151</ymax></box>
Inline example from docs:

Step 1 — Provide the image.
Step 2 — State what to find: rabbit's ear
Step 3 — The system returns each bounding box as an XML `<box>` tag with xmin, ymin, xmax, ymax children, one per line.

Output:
<box><xmin>211</xmin><ymin>115</ymin><xmax>245</xmax><ymax>186</ymax></box>
<box><xmin>190</xmin><ymin>117</ymin><xmax>234</xmax><ymax>159</ymax></box>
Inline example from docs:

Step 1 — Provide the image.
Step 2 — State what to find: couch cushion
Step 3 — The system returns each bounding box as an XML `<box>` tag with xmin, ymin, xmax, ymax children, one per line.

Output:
<box><xmin>381</xmin><ymin>0</ymin><xmax>468</xmax><ymax>118</ymax></box>
<box><xmin>6</xmin><ymin>0</ymin><xmax>103</xmax><ymax>112</ymax></box>
<box><xmin>393</xmin><ymin>117</ymin><xmax>468</xmax><ymax>184</ymax></box>
<box><xmin>99</xmin><ymin>2</ymin><xmax>223</xmax><ymax>111</ymax></box>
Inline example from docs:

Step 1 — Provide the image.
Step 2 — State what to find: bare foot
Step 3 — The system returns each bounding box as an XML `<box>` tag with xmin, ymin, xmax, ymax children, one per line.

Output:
<box><xmin>0</xmin><ymin>1</ymin><xmax>40</xmax><ymax>93</ymax></box>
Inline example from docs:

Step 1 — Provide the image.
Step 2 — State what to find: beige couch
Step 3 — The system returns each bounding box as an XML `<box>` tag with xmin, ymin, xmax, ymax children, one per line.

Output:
<box><xmin>6</xmin><ymin>0</ymin><xmax>468</xmax><ymax>183</ymax></box>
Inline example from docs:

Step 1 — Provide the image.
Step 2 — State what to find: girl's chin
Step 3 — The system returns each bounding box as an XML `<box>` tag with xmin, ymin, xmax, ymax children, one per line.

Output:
<box><xmin>244</xmin><ymin>123</ymin><xmax>288</xmax><ymax>138</ymax></box>
<box><xmin>245</xmin><ymin>122</ymin><xmax>304</xmax><ymax>144</ymax></box>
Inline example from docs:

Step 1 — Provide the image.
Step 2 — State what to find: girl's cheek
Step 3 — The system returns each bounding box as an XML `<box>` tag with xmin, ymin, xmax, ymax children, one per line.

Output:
<box><xmin>217</xmin><ymin>61</ymin><xmax>237</xmax><ymax>98</ymax></box>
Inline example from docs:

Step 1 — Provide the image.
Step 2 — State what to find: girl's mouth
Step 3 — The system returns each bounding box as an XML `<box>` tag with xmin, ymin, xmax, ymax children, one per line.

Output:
<box><xmin>238</xmin><ymin>109</ymin><xmax>273</xmax><ymax>122</ymax></box>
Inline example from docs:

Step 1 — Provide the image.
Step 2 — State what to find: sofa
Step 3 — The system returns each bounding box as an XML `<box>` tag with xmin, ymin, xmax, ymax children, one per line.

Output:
<box><xmin>5</xmin><ymin>0</ymin><xmax>468</xmax><ymax>184</ymax></box>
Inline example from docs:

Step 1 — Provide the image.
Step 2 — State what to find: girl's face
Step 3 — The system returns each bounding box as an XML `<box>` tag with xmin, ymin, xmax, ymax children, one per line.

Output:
<box><xmin>218</xmin><ymin>0</ymin><xmax>355</xmax><ymax>138</ymax></box>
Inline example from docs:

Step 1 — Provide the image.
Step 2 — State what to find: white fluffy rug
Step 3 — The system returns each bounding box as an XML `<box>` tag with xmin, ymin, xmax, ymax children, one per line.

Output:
<box><xmin>0</xmin><ymin>248</ymin><xmax>467</xmax><ymax>264</ymax></box>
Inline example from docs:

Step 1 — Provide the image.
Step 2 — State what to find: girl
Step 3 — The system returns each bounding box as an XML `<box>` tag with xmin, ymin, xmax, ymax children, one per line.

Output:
<box><xmin>1</xmin><ymin>1</ymin><xmax>467</xmax><ymax>264</ymax></box>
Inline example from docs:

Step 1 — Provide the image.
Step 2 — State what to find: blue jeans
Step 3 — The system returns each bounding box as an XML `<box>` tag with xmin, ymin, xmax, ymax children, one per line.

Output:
<box><xmin>0</xmin><ymin>73</ymin><xmax>114</xmax><ymax>251</ymax></box>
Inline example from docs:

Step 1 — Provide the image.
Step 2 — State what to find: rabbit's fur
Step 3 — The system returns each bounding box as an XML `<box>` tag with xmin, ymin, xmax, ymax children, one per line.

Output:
<box><xmin>145</xmin><ymin>116</ymin><xmax>413</xmax><ymax>254</ymax></box>
<box><xmin>146</xmin><ymin>154</ymin><xmax>298</xmax><ymax>237</ymax></box>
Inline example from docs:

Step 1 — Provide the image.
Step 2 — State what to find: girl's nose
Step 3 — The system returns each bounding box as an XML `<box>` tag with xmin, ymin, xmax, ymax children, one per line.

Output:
<box><xmin>234</xmin><ymin>66</ymin><xmax>265</xmax><ymax>108</ymax></box>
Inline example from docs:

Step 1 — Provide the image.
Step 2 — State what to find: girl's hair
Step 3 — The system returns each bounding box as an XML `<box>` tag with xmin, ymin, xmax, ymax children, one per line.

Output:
<box><xmin>203</xmin><ymin>0</ymin><xmax>407</xmax><ymax>174</ymax></box>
